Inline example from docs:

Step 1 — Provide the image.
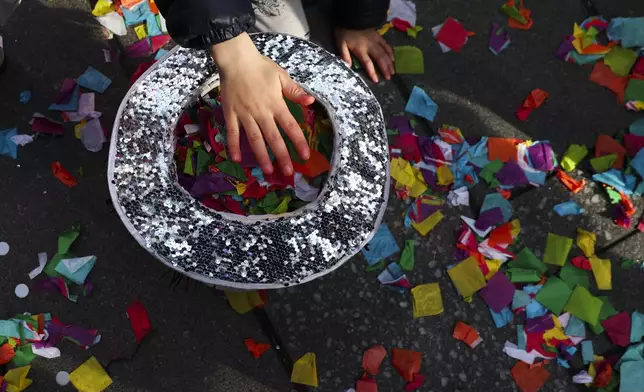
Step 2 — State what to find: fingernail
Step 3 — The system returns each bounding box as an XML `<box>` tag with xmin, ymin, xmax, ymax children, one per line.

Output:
<box><xmin>282</xmin><ymin>165</ymin><xmax>293</xmax><ymax>176</ymax></box>
<box><xmin>263</xmin><ymin>164</ymin><xmax>274</xmax><ymax>175</ymax></box>
<box><xmin>301</xmin><ymin>149</ymin><xmax>310</xmax><ymax>160</ymax></box>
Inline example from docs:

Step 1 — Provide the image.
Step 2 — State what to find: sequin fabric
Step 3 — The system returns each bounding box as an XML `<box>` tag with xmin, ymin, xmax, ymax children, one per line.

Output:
<box><xmin>108</xmin><ymin>34</ymin><xmax>389</xmax><ymax>288</ymax></box>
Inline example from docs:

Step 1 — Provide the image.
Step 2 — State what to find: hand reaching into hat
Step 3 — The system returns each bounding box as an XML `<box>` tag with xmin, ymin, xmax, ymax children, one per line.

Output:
<box><xmin>335</xmin><ymin>28</ymin><xmax>395</xmax><ymax>83</ymax></box>
<box><xmin>211</xmin><ymin>33</ymin><xmax>314</xmax><ymax>176</ymax></box>
<box><xmin>210</xmin><ymin>29</ymin><xmax>394</xmax><ymax>176</ymax></box>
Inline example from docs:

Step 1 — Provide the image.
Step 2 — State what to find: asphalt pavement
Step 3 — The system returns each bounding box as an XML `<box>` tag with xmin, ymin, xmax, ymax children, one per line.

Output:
<box><xmin>0</xmin><ymin>0</ymin><xmax>643</xmax><ymax>391</ymax></box>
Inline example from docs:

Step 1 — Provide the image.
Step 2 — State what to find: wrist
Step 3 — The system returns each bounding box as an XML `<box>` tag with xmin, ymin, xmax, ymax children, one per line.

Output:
<box><xmin>209</xmin><ymin>33</ymin><xmax>258</xmax><ymax>72</ymax></box>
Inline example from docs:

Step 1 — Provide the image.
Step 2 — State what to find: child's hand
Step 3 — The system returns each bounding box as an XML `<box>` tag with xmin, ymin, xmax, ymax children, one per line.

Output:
<box><xmin>335</xmin><ymin>28</ymin><xmax>394</xmax><ymax>83</ymax></box>
<box><xmin>210</xmin><ymin>33</ymin><xmax>314</xmax><ymax>176</ymax></box>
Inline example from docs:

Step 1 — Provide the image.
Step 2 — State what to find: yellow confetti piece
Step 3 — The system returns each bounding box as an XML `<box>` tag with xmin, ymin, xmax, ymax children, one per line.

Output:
<box><xmin>485</xmin><ymin>259</ymin><xmax>502</xmax><ymax>280</ymax></box>
<box><xmin>543</xmin><ymin>315</ymin><xmax>567</xmax><ymax>344</ymax></box>
<box><xmin>378</xmin><ymin>22</ymin><xmax>393</xmax><ymax>35</ymax></box>
<box><xmin>91</xmin><ymin>0</ymin><xmax>113</xmax><ymax>16</ymax></box>
<box><xmin>408</xmin><ymin>167</ymin><xmax>427</xmax><ymax>197</ymax></box>
<box><xmin>225</xmin><ymin>291</ymin><xmax>264</xmax><ymax>314</ymax></box>
<box><xmin>411</xmin><ymin>283</ymin><xmax>443</xmax><ymax>317</ymax></box>
<box><xmin>420</xmin><ymin>195</ymin><xmax>444</xmax><ymax>206</ymax></box>
<box><xmin>134</xmin><ymin>24</ymin><xmax>147</xmax><ymax>40</ymax></box>
<box><xmin>436</xmin><ymin>165</ymin><xmax>454</xmax><ymax>186</ymax></box>
<box><xmin>391</xmin><ymin>158</ymin><xmax>427</xmax><ymax>197</ymax></box>
<box><xmin>4</xmin><ymin>366</ymin><xmax>31</xmax><ymax>392</ymax></box>
<box><xmin>270</xmin><ymin>196</ymin><xmax>291</xmax><ymax>214</ymax></box>
<box><xmin>576</xmin><ymin>228</ymin><xmax>596</xmax><ymax>257</ymax></box>
<box><xmin>74</xmin><ymin>120</ymin><xmax>87</xmax><ymax>139</ymax></box>
<box><xmin>69</xmin><ymin>357</ymin><xmax>112</xmax><ymax>392</ymax></box>
<box><xmin>234</xmin><ymin>182</ymin><xmax>247</xmax><ymax>195</ymax></box>
<box><xmin>291</xmin><ymin>353</ymin><xmax>318</xmax><ymax>387</ymax></box>
<box><xmin>447</xmin><ymin>256</ymin><xmax>487</xmax><ymax>298</ymax></box>
<box><xmin>589</xmin><ymin>255</ymin><xmax>612</xmax><ymax>290</ymax></box>
<box><xmin>406</xmin><ymin>25</ymin><xmax>424</xmax><ymax>39</ymax></box>
<box><xmin>510</xmin><ymin>219</ymin><xmax>521</xmax><ymax>238</ymax></box>
<box><xmin>411</xmin><ymin>210</ymin><xmax>443</xmax><ymax>236</ymax></box>
<box><xmin>7</xmin><ymin>338</ymin><xmax>17</xmax><ymax>348</ymax></box>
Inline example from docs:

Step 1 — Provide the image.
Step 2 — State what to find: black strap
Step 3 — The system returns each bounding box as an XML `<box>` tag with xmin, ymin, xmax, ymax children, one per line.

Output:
<box><xmin>253</xmin><ymin>308</ymin><xmax>310</xmax><ymax>392</ymax></box>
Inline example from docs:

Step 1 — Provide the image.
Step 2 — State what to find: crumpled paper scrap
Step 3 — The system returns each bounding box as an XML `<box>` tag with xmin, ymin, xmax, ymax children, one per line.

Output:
<box><xmin>453</xmin><ymin>321</ymin><xmax>482</xmax><ymax>348</ymax></box>
<box><xmin>52</xmin><ymin>162</ymin><xmax>79</xmax><ymax>188</ymax></box>
<box><xmin>553</xmin><ymin>201</ymin><xmax>585</xmax><ymax>216</ymax></box>
<box><xmin>391</xmin><ymin>348</ymin><xmax>421</xmax><ymax>382</ymax></box>
<box><xmin>404</xmin><ymin>86</ymin><xmax>438</xmax><ymax>121</ymax></box>
<box><xmin>244</xmin><ymin>338</ymin><xmax>271</xmax><ymax>359</ymax></box>
<box><xmin>69</xmin><ymin>357</ymin><xmax>112</xmax><ymax>392</ymax></box>
<box><xmin>589</xmin><ymin>255</ymin><xmax>612</xmax><ymax>290</ymax></box>
<box><xmin>411</xmin><ymin>283</ymin><xmax>443</xmax><ymax>317</ymax></box>
<box><xmin>291</xmin><ymin>353</ymin><xmax>318</xmax><ymax>387</ymax></box>
<box><xmin>576</xmin><ymin>228</ymin><xmax>596</xmax><ymax>257</ymax></box>
<box><xmin>362</xmin><ymin>345</ymin><xmax>387</xmax><ymax>375</ymax></box>
<box><xmin>561</xmin><ymin>144</ymin><xmax>588</xmax><ymax>172</ymax></box>
<box><xmin>516</xmin><ymin>88</ymin><xmax>548</xmax><ymax>121</ymax></box>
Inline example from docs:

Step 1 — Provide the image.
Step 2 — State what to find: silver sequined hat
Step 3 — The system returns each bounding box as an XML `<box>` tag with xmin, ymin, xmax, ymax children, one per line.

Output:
<box><xmin>108</xmin><ymin>33</ymin><xmax>390</xmax><ymax>289</ymax></box>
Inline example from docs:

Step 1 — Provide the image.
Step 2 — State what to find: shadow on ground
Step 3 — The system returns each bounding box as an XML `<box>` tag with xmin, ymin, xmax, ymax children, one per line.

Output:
<box><xmin>0</xmin><ymin>1</ymin><xmax>289</xmax><ymax>391</ymax></box>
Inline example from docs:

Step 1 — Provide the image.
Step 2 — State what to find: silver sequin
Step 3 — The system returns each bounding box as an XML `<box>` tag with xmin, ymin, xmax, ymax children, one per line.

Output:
<box><xmin>108</xmin><ymin>34</ymin><xmax>389</xmax><ymax>289</ymax></box>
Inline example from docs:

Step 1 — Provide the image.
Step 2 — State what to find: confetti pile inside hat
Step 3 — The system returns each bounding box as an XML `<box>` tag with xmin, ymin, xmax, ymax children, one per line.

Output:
<box><xmin>173</xmin><ymin>88</ymin><xmax>333</xmax><ymax>216</ymax></box>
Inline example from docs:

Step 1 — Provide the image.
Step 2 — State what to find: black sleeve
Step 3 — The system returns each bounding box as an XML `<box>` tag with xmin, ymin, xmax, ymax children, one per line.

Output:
<box><xmin>155</xmin><ymin>0</ymin><xmax>255</xmax><ymax>49</ymax></box>
<box><xmin>331</xmin><ymin>0</ymin><xmax>390</xmax><ymax>30</ymax></box>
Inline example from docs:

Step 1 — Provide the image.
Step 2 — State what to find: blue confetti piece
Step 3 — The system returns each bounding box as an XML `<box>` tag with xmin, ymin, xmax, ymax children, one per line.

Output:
<box><xmin>0</xmin><ymin>128</ymin><xmax>18</xmax><ymax>159</ymax></box>
<box><xmin>405</xmin><ymin>86</ymin><xmax>438</xmax><ymax>122</ymax></box>
<box><xmin>77</xmin><ymin>66</ymin><xmax>112</xmax><ymax>94</ymax></box>
<box><xmin>19</xmin><ymin>90</ymin><xmax>31</xmax><ymax>104</ymax></box>
<box><xmin>362</xmin><ymin>224</ymin><xmax>400</xmax><ymax>266</ymax></box>
<box><xmin>553</xmin><ymin>201</ymin><xmax>585</xmax><ymax>216</ymax></box>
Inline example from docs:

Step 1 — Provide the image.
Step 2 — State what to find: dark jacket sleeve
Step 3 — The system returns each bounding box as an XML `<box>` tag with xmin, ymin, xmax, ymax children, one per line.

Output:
<box><xmin>155</xmin><ymin>0</ymin><xmax>255</xmax><ymax>49</ymax></box>
<box><xmin>331</xmin><ymin>0</ymin><xmax>389</xmax><ymax>30</ymax></box>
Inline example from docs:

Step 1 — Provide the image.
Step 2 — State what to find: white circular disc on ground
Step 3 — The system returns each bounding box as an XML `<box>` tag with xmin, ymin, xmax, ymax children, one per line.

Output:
<box><xmin>0</xmin><ymin>242</ymin><xmax>9</xmax><ymax>256</ymax></box>
<box><xmin>56</xmin><ymin>371</ymin><xmax>70</xmax><ymax>386</ymax></box>
<box><xmin>14</xmin><ymin>283</ymin><xmax>29</xmax><ymax>298</ymax></box>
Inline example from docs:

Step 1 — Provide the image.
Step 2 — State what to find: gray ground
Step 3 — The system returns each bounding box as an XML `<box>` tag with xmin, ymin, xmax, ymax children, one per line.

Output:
<box><xmin>0</xmin><ymin>0</ymin><xmax>643</xmax><ymax>391</ymax></box>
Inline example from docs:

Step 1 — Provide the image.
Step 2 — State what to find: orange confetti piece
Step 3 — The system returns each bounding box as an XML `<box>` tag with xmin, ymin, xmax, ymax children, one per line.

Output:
<box><xmin>556</xmin><ymin>170</ymin><xmax>585</xmax><ymax>194</ymax></box>
<box><xmin>292</xmin><ymin>150</ymin><xmax>330</xmax><ymax>178</ymax></box>
<box><xmin>453</xmin><ymin>321</ymin><xmax>483</xmax><ymax>348</ymax></box>
<box><xmin>488</xmin><ymin>137</ymin><xmax>521</xmax><ymax>162</ymax></box>
<box><xmin>244</xmin><ymin>338</ymin><xmax>271</xmax><ymax>359</ymax></box>
<box><xmin>511</xmin><ymin>361</ymin><xmax>550</xmax><ymax>392</ymax></box>
<box><xmin>391</xmin><ymin>348</ymin><xmax>421</xmax><ymax>382</ymax></box>
<box><xmin>52</xmin><ymin>162</ymin><xmax>79</xmax><ymax>187</ymax></box>
<box><xmin>497</xmin><ymin>188</ymin><xmax>512</xmax><ymax>199</ymax></box>
<box><xmin>0</xmin><ymin>343</ymin><xmax>15</xmax><ymax>365</ymax></box>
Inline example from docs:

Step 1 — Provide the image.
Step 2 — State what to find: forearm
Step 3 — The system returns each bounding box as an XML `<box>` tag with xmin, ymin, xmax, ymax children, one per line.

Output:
<box><xmin>155</xmin><ymin>0</ymin><xmax>255</xmax><ymax>49</ymax></box>
<box><xmin>209</xmin><ymin>33</ymin><xmax>259</xmax><ymax>73</ymax></box>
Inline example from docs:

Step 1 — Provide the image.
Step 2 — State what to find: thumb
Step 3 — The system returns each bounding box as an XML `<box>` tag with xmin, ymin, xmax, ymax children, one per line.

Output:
<box><xmin>281</xmin><ymin>74</ymin><xmax>315</xmax><ymax>106</ymax></box>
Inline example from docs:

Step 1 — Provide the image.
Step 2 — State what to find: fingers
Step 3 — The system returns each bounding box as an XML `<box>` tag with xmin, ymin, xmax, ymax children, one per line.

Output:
<box><xmin>377</xmin><ymin>35</ymin><xmax>395</xmax><ymax>62</ymax></box>
<box><xmin>280</xmin><ymin>73</ymin><xmax>315</xmax><ymax>106</ymax></box>
<box><xmin>275</xmin><ymin>105</ymin><xmax>310</xmax><ymax>162</ymax></box>
<box><xmin>224</xmin><ymin>109</ymin><xmax>241</xmax><ymax>162</ymax></box>
<box><xmin>240</xmin><ymin>115</ymin><xmax>273</xmax><ymax>175</ymax></box>
<box><xmin>339</xmin><ymin>40</ymin><xmax>352</xmax><ymax>67</ymax></box>
<box><xmin>257</xmin><ymin>115</ymin><xmax>294</xmax><ymax>176</ymax></box>
<box><xmin>355</xmin><ymin>50</ymin><xmax>379</xmax><ymax>83</ymax></box>
<box><xmin>370</xmin><ymin>45</ymin><xmax>393</xmax><ymax>81</ymax></box>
